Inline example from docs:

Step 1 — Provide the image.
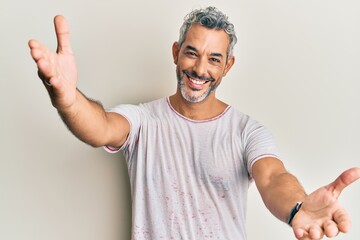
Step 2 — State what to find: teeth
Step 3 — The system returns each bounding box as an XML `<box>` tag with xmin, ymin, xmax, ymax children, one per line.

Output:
<box><xmin>189</xmin><ymin>78</ymin><xmax>206</xmax><ymax>85</ymax></box>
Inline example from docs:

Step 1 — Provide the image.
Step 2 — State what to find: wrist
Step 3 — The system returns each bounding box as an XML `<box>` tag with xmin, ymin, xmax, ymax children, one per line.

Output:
<box><xmin>55</xmin><ymin>89</ymin><xmax>82</xmax><ymax>114</ymax></box>
<box><xmin>287</xmin><ymin>202</ymin><xmax>303</xmax><ymax>226</ymax></box>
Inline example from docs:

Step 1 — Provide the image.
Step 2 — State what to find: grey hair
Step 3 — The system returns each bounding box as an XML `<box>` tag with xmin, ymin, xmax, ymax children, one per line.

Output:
<box><xmin>178</xmin><ymin>6</ymin><xmax>237</xmax><ymax>59</ymax></box>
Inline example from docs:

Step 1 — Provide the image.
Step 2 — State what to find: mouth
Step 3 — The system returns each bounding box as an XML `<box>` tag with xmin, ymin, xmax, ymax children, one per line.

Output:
<box><xmin>182</xmin><ymin>70</ymin><xmax>214</xmax><ymax>83</ymax></box>
<box><xmin>186</xmin><ymin>75</ymin><xmax>210</xmax><ymax>90</ymax></box>
<box><xmin>188</xmin><ymin>77</ymin><xmax>209</xmax><ymax>85</ymax></box>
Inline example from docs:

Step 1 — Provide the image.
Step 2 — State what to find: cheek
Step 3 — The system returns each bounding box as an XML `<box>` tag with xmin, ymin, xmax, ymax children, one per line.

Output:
<box><xmin>177</xmin><ymin>56</ymin><xmax>197</xmax><ymax>69</ymax></box>
<box><xmin>210</xmin><ymin>71</ymin><xmax>224</xmax><ymax>83</ymax></box>
<box><xmin>176</xmin><ymin>65</ymin><xmax>181</xmax><ymax>76</ymax></box>
<box><xmin>176</xmin><ymin>66</ymin><xmax>184</xmax><ymax>82</ymax></box>
<box><xmin>209</xmin><ymin>64</ymin><xmax>226</xmax><ymax>76</ymax></box>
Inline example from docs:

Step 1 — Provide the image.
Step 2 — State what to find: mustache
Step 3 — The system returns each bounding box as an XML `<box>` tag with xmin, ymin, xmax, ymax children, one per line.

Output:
<box><xmin>182</xmin><ymin>70</ymin><xmax>215</xmax><ymax>82</ymax></box>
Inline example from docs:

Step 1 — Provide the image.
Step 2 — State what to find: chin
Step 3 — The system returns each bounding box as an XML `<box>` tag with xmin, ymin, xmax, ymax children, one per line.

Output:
<box><xmin>180</xmin><ymin>88</ymin><xmax>211</xmax><ymax>103</ymax></box>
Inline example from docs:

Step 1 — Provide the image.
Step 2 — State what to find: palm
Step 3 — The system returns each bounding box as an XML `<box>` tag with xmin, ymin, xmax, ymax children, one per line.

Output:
<box><xmin>29</xmin><ymin>15</ymin><xmax>77</xmax><ymax>110</ymax></box>
<box><xmin>291</xmin><ymin>168</ymin><xmax>360</xmax><ymax>240</ymax></box>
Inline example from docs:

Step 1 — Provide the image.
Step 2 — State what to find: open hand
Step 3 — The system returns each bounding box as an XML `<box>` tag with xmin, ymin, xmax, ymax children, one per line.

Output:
<box><xmin>292</xmin><ymin>167</ymin><xmax>360</xmax><ymax>239</ymax></box>
<box><xmin>29</xmin><ymin>15</ymin><xmax>78</xmax><ymax>110</ymax></box>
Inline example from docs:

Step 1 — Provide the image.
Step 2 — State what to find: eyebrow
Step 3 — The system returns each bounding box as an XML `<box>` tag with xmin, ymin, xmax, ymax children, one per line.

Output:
<box><xmin>184</xmin><ymin>45</ymin><xmax>224</xmax><ymax>58</ymax></box>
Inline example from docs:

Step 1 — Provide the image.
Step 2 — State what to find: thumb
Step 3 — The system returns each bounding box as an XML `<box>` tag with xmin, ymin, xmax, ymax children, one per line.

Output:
<box><xmin>54</xmin><ymin>15</ymin><xmax>73</xmax><ymax>54</ymax></box>
<box><xmin>326</xmin><ymin>167</ymin><xmax>360</xmax><ymax>199</ymax></box>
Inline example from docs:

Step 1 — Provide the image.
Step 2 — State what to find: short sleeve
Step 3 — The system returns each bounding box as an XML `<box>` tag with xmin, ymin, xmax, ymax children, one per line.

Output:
<box><xmin>103</xmin><ymin>104</ymin><xmax>142</xmax><ymax>153</ymax></box>
<box><xmin>243</xmin><ymin>120</ymin><xmax>281</xmax><ymax>178</ymax></box>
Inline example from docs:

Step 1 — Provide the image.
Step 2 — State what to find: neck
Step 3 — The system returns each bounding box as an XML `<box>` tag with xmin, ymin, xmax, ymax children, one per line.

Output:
<box><xmin>169</xmin><ymin>92</ymin><xmax>228</xmax><ymax>120</ymax></box>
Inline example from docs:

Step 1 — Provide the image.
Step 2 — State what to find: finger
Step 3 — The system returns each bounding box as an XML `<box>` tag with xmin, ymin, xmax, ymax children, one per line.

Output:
<box><xmin>295</xmin><ymin>226</ymin><xmax>323</xmax><ymax>240</ymax></box>
<box><xmin>36</xmin><ymin>54</ymin><xmax>56</xmax><ymax>80</ymax></box>
<box><xmin>54</xmin><ymin>15</ymin><xmax>73</xmax><ymax>54</ymax></box>
<box><xmin>38</xmin><ymin>70</ymin><xmax>54</xmax><ymax>88</ymax></box>
<box><xmin>28</xmin><ymin>39</ymin><xmax>46</xmax><ymax>62</ymax></box>
<box><xmin>333</xmin><ymin>208</ymin><xmax>351</xmax><ymax>233</ymax></box>
<box><xmin>308</xmin><ymin>225</ymin><xmax>324</xmax><ymax>240</ymax></box>
<box><xmin>29</xmin><ymin>41</ymin><xmax>56</xmax><ymax>81</ymax></box>
<box><xmin>326</xmin><ymin>167</ymin><xmax>360</xmax><ymax>198</ymax></box>
<box><xmin>323</xmin><ymin>220</ymin><xmax>339</xmax><ymax>238</ymax></box>
<box><xmin>294</xmin><ymin>227</ymin><xmax>307</xmax><ymax>239</ymax></box>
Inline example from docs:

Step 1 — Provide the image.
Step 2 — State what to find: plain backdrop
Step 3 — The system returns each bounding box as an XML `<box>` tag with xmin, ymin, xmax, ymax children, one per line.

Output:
<box><xmin>1</xmin><ymin>0</ymin><xmax>359</xmax><ymax>239</ymax></box>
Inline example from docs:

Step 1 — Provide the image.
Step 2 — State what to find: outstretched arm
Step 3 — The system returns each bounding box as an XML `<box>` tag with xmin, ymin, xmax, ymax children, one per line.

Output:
<box><xmin>252</xmin><ymin>158</ymin><xmax>360</xmax><ymax>240</ymax></box>
<box><xmin>252</xmin><ymin>158</ymin><xmax>307</xmax><ymax>223</ymax></box>
<box><xmin>29</xmin><ymin>16</ymin><xmax>129</xmax><ymax>148</ymax></box>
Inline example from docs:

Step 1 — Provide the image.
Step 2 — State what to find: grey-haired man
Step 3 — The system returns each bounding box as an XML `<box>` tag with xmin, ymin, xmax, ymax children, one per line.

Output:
<box><xmin>29</xmin><ymin>6</ymin><xmax>360</xmax><ymax>240</ymax></box>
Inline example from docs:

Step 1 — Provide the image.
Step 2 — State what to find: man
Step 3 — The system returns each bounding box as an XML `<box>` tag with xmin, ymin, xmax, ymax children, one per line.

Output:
<box><xmin>29</xmin><ymin>6</ymin><xmax>359</xmax><ymax>240</ymax></box>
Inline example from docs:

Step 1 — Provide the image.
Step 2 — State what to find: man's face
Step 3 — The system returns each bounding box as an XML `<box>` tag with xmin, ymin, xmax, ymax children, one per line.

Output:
<box><xmin>173</xmin><ymin>24</ymin><xmax>234</xmax><ymax>103</ymax></box>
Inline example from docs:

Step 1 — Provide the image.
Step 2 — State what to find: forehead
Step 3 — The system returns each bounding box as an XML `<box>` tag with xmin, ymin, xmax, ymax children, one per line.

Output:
<box><xmin>182</xmin><ymin>24</ymin><xmax>230</xmax><ymax>54</ymax></box>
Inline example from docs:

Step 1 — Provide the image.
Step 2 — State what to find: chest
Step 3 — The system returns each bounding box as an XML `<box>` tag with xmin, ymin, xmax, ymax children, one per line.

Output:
<box><xmin>133</xmin><ymin>119</ymin><xmax>249</xmax><ymax>195</ymax></box>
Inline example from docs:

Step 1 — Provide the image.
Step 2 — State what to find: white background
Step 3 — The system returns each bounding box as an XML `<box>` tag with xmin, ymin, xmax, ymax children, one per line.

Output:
<box><xmin>1</xmin><ymin>0</ymin><xmax>359</xmax><ymax>239</ymax></box>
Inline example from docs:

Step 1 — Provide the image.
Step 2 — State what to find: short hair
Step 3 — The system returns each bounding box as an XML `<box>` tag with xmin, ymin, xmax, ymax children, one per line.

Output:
<box><xmin>178</xmin><ymin>6</ymin><xmax>237</xmax><ymax>59</ymax></box>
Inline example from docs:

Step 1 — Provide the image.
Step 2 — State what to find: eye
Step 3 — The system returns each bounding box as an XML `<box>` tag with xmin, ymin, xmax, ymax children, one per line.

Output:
<box><xmin>185</xmin><ymin>51</ymin><xmax>197</xmax><ymax>57</ymax></box>
<box><xmin>210</xmin><ymin>57</ymin><xmax>221</xmax><ymax>63</ymax></box>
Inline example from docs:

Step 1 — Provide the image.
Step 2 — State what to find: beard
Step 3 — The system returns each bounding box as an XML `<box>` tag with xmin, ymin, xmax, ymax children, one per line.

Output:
<box><xmin>176</xmin><ymin>68</ymin><xmax>217</xmax><ymax>103</ymax></box>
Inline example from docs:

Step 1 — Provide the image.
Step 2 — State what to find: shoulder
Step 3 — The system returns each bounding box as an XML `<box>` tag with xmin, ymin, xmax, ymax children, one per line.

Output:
<box><xmin>225</xmin><ymin>107</ymin><xmax>259</xmax><ymax>128</ymax></box>
<box><xmin>107</xmin><ymin>97</ymin><xmax>167</xmax><ymax>115</ymax></box>
<box><xmin>140</xmin><ymin>97</ymin><xmax>168</xmax><ymax>110</ymax></box>
<box><xmin>224</xmin><ymin>107</ymin><xmax>275</xmax><ymax>143</ymax></box>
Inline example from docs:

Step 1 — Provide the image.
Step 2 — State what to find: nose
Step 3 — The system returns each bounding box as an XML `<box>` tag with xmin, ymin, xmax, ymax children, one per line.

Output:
<box><xmin>193</xmin><ymin>57</ymin><xmax>208</xmax><ymax>78</ymax></box>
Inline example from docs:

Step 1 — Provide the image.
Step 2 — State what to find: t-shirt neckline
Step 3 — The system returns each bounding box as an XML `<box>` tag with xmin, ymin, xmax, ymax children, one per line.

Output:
<box><xmin>166</xmin><ymin>97</ymin><xmax>231</xmax><ymax>123</ymax></box>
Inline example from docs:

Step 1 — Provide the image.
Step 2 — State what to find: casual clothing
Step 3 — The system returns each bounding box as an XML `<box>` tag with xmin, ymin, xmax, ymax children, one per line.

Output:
<box><xmin>105</xmin><ymin>97</ymin><xmax>279</xmax><ymax>240</ymax></box>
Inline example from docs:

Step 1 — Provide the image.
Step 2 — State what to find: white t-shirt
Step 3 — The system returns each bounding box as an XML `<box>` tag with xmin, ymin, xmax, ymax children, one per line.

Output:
<box><xmin>105</xmin><ymin>97</ymin><xmax>280</xmax><ymax>240</ymax></box>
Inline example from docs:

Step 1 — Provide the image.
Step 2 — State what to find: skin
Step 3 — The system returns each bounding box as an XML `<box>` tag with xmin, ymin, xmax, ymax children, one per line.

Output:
<box><xmin>28</xmin><ymin>16</ymin><xmax>129</xmax><ymax>148</ymax></box>
<box><xmin>29</xmin><ymin>15</ymin><xmax>360</xmax><ymax>240</ymax></box>
<box><xmin>170</xmin><ymin>23</ymin><xmax>234</xmax><ymax>120</ymax></box>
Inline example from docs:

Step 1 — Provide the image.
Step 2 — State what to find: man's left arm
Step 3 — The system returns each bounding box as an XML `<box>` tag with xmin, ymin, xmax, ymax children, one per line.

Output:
<box><xmin>252</xmin><ymin>157</ymin><xmax>306</xmax><ymax>223</ymax></box>
<box><xmin>252</xmin><ymin>157</ymin><xmax>360</xmax><ymax>239</ymax></box>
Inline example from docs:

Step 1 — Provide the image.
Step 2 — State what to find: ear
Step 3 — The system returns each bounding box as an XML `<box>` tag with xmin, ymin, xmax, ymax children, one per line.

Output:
<box><xmin>172</xmin><ymin>41</ymin><xmax>180</xmax><ymax>64</ymax></box>
<box><xmin>223</xmin><ymin>56</ymin><xmax>235</xmax><ymax>77</ymax></box>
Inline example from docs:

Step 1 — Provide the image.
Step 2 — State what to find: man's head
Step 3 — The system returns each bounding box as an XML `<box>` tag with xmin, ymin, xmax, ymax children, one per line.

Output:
<box><xmin>178</xmin><ymin>6</ymin><xmax>237</xmax><ymax>61</ymax></box>
<box><xmin>173</xmin><ymin>7</ymin><xmax>236</xmax><ymax>103</ymax></box>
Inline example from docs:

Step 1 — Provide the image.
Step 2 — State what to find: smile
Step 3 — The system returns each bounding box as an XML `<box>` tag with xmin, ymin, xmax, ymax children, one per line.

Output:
<box><xmin>189</xmin><ymin>77</ymin><xmax>209</xmax><ymax>85</ymax></box>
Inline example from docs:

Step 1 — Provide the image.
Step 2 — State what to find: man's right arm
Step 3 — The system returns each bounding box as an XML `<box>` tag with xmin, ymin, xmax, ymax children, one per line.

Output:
<box><xmin>57</xmin><ymin>89</ymin><xmax>130</xmax><ymax>148</ymax></box>
<box><xmin>29</xmin><ymin>15</ymin><xmax>129</xmax><ymax>148</ymax></box>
